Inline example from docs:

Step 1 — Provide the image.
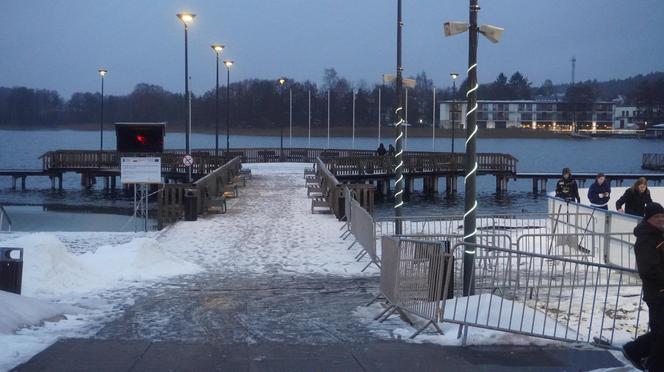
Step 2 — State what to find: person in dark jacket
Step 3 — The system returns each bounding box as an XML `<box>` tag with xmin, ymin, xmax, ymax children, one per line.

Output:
<box><xmin>622</xmin><ymin>203</ymin><xmax>664</xmax><ymax>371</ymax></box>
<box><xmin>376</xmin><ymin>143</ymin><xmax>387</xmax><ymax>156</ymax></box>
<box><xmin>388</xmin><ymin>144</ymin><xmax>395</xmax><ymax>156</ymax></box>
<box><xmin>555</xmin><ymin>167</ymin><xmax>580</xmax><ymax>203</ymax></box>
<box><xmin>587</xmin><ymin>172</ymin><xmax>611</xmax><ymax>210</ymax></box>
<box><xmin>616</xmin><ymin>177</ymin><xmax>653</xmax><ymax>217</ymax></box>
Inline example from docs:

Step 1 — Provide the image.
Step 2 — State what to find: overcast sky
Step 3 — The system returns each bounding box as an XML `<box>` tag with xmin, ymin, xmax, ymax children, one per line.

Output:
<box><xmin>2</xmin><ymin>0</ymin><xmax>663</xmax><ymax>98</ymax></box>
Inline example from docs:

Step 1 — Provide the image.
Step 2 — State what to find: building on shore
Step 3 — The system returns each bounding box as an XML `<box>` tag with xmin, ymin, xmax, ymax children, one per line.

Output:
<box><xmin>439</xmin><ymin>100</ymin><xmax>615</xmax><ymax>131</ymax></box>
<box><xmin>613</xmin><ymin>105</ymin><xmax>639</xmax><ymax>129</ymax></box>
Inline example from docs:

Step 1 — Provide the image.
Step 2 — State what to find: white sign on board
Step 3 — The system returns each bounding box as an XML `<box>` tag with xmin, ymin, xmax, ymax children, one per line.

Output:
<box><xmin>121</xmin><ymin>157</ymin><xmax>162</xmax><ymax>184</ymax></box>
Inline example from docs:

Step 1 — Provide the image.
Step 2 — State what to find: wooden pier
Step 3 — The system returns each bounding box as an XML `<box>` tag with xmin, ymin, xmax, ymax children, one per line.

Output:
<box><xmin>643</xmin><ymin>153</ymin><xmax>664</xmax><ymax>171</ymax></box>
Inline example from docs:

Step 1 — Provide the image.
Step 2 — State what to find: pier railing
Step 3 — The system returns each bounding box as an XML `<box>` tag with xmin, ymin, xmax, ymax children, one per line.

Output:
<box><xmin>642</xmin><ymin>153</ymin><xmax>664</xmax><ymax>170</ymax></box>
<box><xmin>156</xmin><ymin>157</ymin><xmax>242</xmax><ymax>227</ymax></box>
<box><xmin>39</xmin><ymin>149</ymin><xmax>518</xmax><ymax>176</ymax></box>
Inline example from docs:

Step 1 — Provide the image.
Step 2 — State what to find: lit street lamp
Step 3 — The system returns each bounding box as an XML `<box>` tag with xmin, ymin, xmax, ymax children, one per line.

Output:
<box><xmin>223</xmin><ymin>60</ymin><xmax>234</xmax><ymax>154</ymax></box>
<box><xmin>450</xmin><ymin>72</ymin><xmax>459</xmax><ymax>154</ymax></box>
<box><xmin>444</xmin><ymin>2</ymin><xmax>503</xmax><ymax>297</ymax></box>
<box><xmin>177</xmin><ymin>12</ymin><xmax>195</xmax><ymax>181</ymax></box>
<box><xmin>278</xmin><ymin>78</ymin><xmax>287</xmax><ymax>160</ymax></box>
<box><xmin>211</xmin><ymin>44</ymin><xmax>224</xmax><ymax>157</ymax></box>
<box><xmin>98</xmin><ymin>69</ymin><xmax>107</xmax><ymax>152</ymax></box>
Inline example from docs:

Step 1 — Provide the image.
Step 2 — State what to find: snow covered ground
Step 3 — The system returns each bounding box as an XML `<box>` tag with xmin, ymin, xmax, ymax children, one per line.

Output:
<box><xmin>0</xmin><ymin>163</ymin><xmax>377</xmax><ymax>370</ymax></box>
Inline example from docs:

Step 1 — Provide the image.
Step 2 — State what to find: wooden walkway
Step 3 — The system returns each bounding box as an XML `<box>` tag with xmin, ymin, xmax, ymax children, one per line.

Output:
<box><xmin>643</xmin><ymin>153</ymin><xmax>664</xmax><ymax>171</ymax></box>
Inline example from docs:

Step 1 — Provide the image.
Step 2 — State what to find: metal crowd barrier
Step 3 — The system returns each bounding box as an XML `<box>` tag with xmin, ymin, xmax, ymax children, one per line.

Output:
<box><xmin>374</xmin><ymin>237</ymin><xmax>646</xmax><ymax>347</ymax></box>
<box><xmin>350</xmin><ymin>196</ymin><xmax>380</xmax><ymax>270</ymax></box>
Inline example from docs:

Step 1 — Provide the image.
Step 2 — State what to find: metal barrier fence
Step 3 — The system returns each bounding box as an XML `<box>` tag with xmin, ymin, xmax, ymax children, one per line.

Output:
<box><xmin>375</xmin><ymin>237</ymin><xmax>646</xmax><ymax>347</ymax></box>
<box><xmin>442</xmin><ymin>242</ymin><xmax>645</xmax><ymax>347</ymax></box>
<box><xmin>350</xmin><ymin>196</ymin><xmax>380</xmax><ymax>270</ymax></box>
<box><xmin>0</xmin><ymin>204</ymin><xmax>11</xmax><ymax>232</ymax></box>
<box><xmin>548</xmin><ymin>196</ymin><xmax>639</xmax><ymax>235</ymax></box>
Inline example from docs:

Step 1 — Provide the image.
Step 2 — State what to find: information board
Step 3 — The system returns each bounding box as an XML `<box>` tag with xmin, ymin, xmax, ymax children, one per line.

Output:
<box><xmin>121</xmin><ymin>157</ymin><xmax>162</xmax><ymax>184</ymax></box>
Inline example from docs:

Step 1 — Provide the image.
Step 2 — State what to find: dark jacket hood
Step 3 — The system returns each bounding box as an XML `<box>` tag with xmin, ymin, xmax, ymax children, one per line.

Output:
<box><xmin>634</xmin><ymin>220</ymin><xmax>663</xmax><ymax>238</ymax></box>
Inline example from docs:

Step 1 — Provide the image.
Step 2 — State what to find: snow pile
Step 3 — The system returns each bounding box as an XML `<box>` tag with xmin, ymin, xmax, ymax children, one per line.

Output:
<box><xmin>0</xmin><ymin>291</ymin><xmax>78</xmax><ymax>334</ymax></box>
<box><xmin>2</xmin><ymin>233</ymin><xmax>201</xmax><ymax>297</ymax></box>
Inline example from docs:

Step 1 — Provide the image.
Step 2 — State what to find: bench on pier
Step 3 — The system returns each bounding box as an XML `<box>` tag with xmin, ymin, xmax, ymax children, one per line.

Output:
<box><xmin>320</xmin><ymin>151</ymin><xmax>339</xmax><ymax>159</ymax></box>
<box><xmin>239</xmin><ymin>168</ymin><xmax>252</xmax><ymax>179</ymax></box>
<box><xmin>209</xmin><ymin>195</ymin><xmax>227</xmax><ymax>214</ymax></box>
<box><xmin>311</xmin><ymin>189</ymin><xmax>331</xmax><ymax>214</ymax></box>
<box><xmin>232</xmin><ymin>174</ymin><xmax>247</xmax><ymax>187</ymax></box>
<box><xmin>304</xmin><ymin>167</ymin><xmax>316</xmax><ymax>179</ymax></box>
<box><xmin>288</xmin><ymin>150</ymin><xmax>308</xmax><ymax>162</ymax></box>
<box><xmin>305</xmin><ymin>175</ymin><xmax>321</xmax><ymax>186</ymax></box>
<box><xmin>307</xmin><ymin>177</ymin><xmax>324</xmax><ymax>197</ymax></box>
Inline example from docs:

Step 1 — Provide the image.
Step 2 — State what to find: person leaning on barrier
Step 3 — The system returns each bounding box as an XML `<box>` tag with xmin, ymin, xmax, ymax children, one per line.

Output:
<box><xmin>617</xmin><ymin>177</ymin><xmax>653</xmax><ymax>217</ymax></box>
<box><xmin>587</xmin><ymin>172</ymin><xmax>611</xmax><ymax>210</ymax></box>
<box><xmin>555</xmin><ymin>167</ymin><xmax>580</xmax><ymax>203</ymax></box>
<box><xmin>622</xmin><ymin>202</ymin><xmax>664</xmax><ymax>371</ymax></box>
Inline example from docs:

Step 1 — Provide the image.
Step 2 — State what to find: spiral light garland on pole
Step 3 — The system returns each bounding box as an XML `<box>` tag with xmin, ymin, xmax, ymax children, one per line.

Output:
<box><xmin>444</xmin><ymin>1</ymin><xmax>503</xmax><ymax>296</ymax></box>
<box><xmin>393</xmin><ymin>0</ymin><xmax>405</xmax><ymax>235</ymax></box>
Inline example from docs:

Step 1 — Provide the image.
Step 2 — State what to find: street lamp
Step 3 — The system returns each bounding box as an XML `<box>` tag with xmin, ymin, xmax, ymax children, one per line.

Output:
<box><xmin>177</xmin><ymin>12</ymin><xmax>195</xmax><ymax>181</ymax></box>
<box><xmin>210</xmin><ymin>44</ymin><xmax>224</xmax><ymax>157</ymax></box>
<box><xmin>393</xmin><ymin>0</ymin><xmax>405</xmax><ymax>234</ymax></box>
<box><xmin>98</xmin><ymin>69</ymin><xmax>107</xmax><ymax>152</ymax></box>
<box><xmin>278</xmin><ymin>78</ymin><xmax>287</xmax><ymax>160</ymax></box>
<box><xmin>223</xmin><ymin>60</ymin><xmax>234</xmax><ymax>154</ymax></box>
<box><xmin>450</xmin><ymin>72</ymin><xmax>459</xmax><ymax>154</ymax></box>
<box><xmin>444</xmin><ymin>2</ymin><xmax>503</xmax><ymax>297</ymax></box>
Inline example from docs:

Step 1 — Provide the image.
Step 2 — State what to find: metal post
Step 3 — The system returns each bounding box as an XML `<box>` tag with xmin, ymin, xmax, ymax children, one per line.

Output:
<box><xmin>405</xmin><ymin>88</ymin><xmax>408</xmax><ymax>151</ymax></box>
<box><xmin>352</xmin><ymin>90</ymin><xmax>356</xmax><ymax>149</ymax></box>
<box><xmin>327</xmin><ymin>89</ymin><xmax>331</xmax><ymax>148</ymax></box>
<box><xmin>432</xmin><ymin>86</ymin><xmax>436</xmax><ymax>151</ymax></box>
<box><xmin>308</xmin><ymin>90</ymin><xmax>311</xmax><ymax>148</ymax></box>
<box><xmin>452</xmin><ymin>79</ymin><xmax>457</xmax><ymax>153</ymax></box>
<box><xmin>463</xmin><ymin>0</ymin><xmax>480</xmax><ymax>297</ymax></box>
<box><xmin>215</xmin><ymin>52</ymin><xmax>220</xmax><ymax>157</ymax></box>
<box><xmin>184</xmin><ymin>24</ymin><xmax>191</xmax><ymax>181</ymax></box>
<box><xmin>226</xmin><ymin>66</ymin><xmax>230</xmax><ymax>153</ymax></box>
<box><xmin>100</xmin><ymin>75</ymin><xmax>104</xmax><ymax>152</ymax></box>
<box><xmin>289</xmin><ymin>88</ymin><xmax>293</xmax><ymax>148</ymax></box>
<box><xmin>378</xmin><ymin>86</ymin><xmax>382</xmax><ymax>144</ymax></box>
<box><xmin>394</xmin><ymin>0</ymin><xmax>405</xmax><ymax>234</ymax></box>
<box><xmin>188</xmin><ymin>77</ymin><xmax>192</xmax><ymax>182</ymax></box>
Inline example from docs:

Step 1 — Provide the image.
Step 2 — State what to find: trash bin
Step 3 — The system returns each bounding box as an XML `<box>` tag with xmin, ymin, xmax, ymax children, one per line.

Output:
<box><xmin>0</xmin><ymin>247</ymin><xmax>23</xmax><ymax>295</ymax></box>
<box><xmin>184</xmin><ymin>188</ymin><xmax>198</xmax><ymax>221</ymax></box>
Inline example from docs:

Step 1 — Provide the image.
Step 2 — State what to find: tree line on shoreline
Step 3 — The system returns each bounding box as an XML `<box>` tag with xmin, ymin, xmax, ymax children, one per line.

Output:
<box><xmin>1</xmin><ymin>69</ymin><xmax>662</xmax><ymax>131</ymax></box>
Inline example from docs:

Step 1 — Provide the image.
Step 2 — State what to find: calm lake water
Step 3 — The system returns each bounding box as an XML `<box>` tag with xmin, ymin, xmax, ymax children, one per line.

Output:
<box><xmin>1</xmin><ymin>129</ymin><xmax>662</xmax><ymax>230</ymax></box>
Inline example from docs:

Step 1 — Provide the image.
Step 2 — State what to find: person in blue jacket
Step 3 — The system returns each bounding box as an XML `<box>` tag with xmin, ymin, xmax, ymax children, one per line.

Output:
<box><xmin>587</xmin><ymin>172</ymin><xmax>611</xmax><ymax>210</ymax></box>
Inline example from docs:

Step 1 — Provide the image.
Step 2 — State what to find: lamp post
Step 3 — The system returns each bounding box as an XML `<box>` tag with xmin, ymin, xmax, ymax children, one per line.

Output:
<box><xmin>377</xmin><ymin>85</ymin><xmax>382</xmax><ymax>145</ymax></box>
<box><xmin>224</xmin><ymin>60</ymin><xmax>234</xmax><ymax>154</ymax></box>
<box><xmin>177</xmin><ymin>12</ymin><xmax>195</xmax><ymax>182</ymax></box>
<box><xmin>352</xmin><ymin>89</ymin><xmax>356</xmax><ymax>149</ymax></box>
<box><xmin>444</xmin><ymin>3</ymin><xmax>503</xmax><ymax>297</ymax></box>
<box><xmin>98</xmin><ymin>69</ymin><xmax>107</xmax><ymax>152</ymax></box>
<box><xmin>211</xmin><ymin>44</ymin><xmax>224</xmax><ymax>157</ymax></box>
<box><xmin>450</xmin><ymin>73</ymin><xmax>459</xmax><ymax>153</ymax></box>
<box><xmin>289</xmin><ymin>87</ymin><xmax>293</xmax><ymax>148</ymax></box>
<box><xmin>432</xmin><ymin>86</ymin><xmax>436</xmax><ymax>151</ymax></box>
<box><xmin>278</xmin><ymin>78</ymin><xmax>286</xmax><ymax>160</ymax></box>
<box><xmin>327</xmin><ymin>89</ymin><xmax>331</xmax><ymax>148</ymax></box>
<box><xmin>308</xmin><ymin>90</ymin><xmax>311</xmax><ymax>148</ymax></box>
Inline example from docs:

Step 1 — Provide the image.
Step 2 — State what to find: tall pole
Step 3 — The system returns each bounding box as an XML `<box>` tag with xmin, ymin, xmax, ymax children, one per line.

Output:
<box><xmin>352</xmin><ymin>90</ymin><xmax>356</xmax><ymax>149</ymax></box>
<box><xmin>226</xmin><ymin>65</ymin><xmax>230</xmax><ymax>153</ymax></box>
<box><xmin>99</xmin><ymin>73</ymin><xmax>105</xmax><ymax>152</ymax></box>
<box><xmin>405</xmin><ymin>88</ymin><xmax>408</xmax><ymax>151</ymax></box>
<box><xmin>394</xmin><ymin>0</ymin><xmax>405</xmax><ymax>234</ymax></box>
<box><xmin>184</xmin><ymin>24</ymin><xmax>191</xmax><ymax>181</ymax></box>
<box><xmin>452</xmin><ymin>78</ymin><xmax>457</xmax><ymax>153</ymax></box>
<box><xmin>308</xmin><ymin>90</ymin><xmax>311</xmax><ymax>148</ymax></box>
<box><xmin>289</xmin><ymin>88</ymin><xmax>292</xmax><ymax>148</ymax></box>
<box><xmin>378</xmin><ymin>86</ymin><xmax>382</xmax><ymax>144</ymax></box>
<box><xmin>327</xmin><ymin>89</ymin><xmax>331</xmax><ymax>148</ymax></box>
<box><xmin>463</xmin><ymin>0</ymin><xmax>480</xmax><ymax>297</ymax></box>
<box><xmin>215</xmin><ymin>52</ymin><xmax>220</xmax><ymax>157</ymax></box>
<box><xmin>432</xmin><ymin>86</ymin><xmax>436</xmax><ymax>151</ymax></box>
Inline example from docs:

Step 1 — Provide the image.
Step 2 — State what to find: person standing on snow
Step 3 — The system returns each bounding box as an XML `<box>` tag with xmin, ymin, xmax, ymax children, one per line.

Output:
<box><xmin>587</xmin><ymin>172</ymin><xmax>611</xmax><ymax>210</ymax></box>
<box><xmin>555</xmin><ymin>167</ymin><xmax>580</xmax><ymax>203</ymax></box>
<box><xmin>622</xmin><ymin>202</ymin><xmax>664</xmax><ymax>371</ymax></box>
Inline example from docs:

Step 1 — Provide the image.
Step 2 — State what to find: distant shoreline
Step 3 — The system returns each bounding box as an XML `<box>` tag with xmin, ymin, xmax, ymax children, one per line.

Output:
<box><xmin>1</xmin><ymin>124</ymin><xmax>577</xmax><ymax>139</ymax></box>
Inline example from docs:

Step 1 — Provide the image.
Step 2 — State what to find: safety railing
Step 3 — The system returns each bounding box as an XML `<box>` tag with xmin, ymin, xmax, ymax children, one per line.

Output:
<box><xmin>442</xmin><ymin>242</ymin><xmax>645</xmax><ymax>347</ymax></box>
<box><xmin>374</xmin><ymin>237</ymin><xmax>646</xmax><ymax>347</ymax></box>
<box><xmin>350</xmin><ymin>196</ymin><xmax>380</xmax><ymax>270</ymax></box>
<box><xmin>548</xmin><ymin>196</ymin><xmax>640</xmax><ymax>236</ymax></box>
<box><xmin>193</xmin><ymin>156</ymin><xmax>242</xmax><ymax>214</ymax></box>
<box><xmin>0</xmin><ymin>204</ymin><xmax>12</xmax><ymax>232</ymax></box>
